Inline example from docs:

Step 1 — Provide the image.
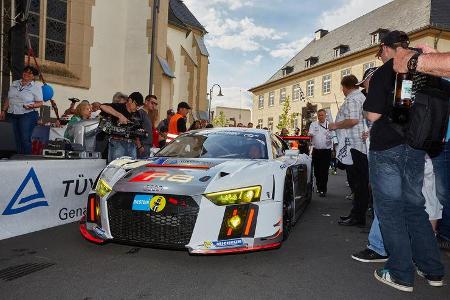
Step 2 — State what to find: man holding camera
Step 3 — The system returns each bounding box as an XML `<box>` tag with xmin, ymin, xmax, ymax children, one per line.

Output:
<box><xmin>100</xmin><ymin>92</ymin><xmax>144</xmax><ymax>162</ymax></box>
<box><xmin>364</xmin><ymin>31</ymin><xmax>444</xmax><ymax>292</ymax></box>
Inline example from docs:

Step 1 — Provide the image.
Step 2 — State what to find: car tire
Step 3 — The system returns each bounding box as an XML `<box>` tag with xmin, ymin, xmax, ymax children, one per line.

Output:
<box><xmin>283</xmin><ymin>170</ymin><xmax>295</xmax><ymax>241</ymax></box>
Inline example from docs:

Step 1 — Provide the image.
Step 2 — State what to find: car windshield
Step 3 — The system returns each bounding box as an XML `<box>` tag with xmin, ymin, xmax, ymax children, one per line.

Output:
<box><xmin>156</xmin><ymin>130</ymin><xmax>268</xmax><ymax>159</ymax></box>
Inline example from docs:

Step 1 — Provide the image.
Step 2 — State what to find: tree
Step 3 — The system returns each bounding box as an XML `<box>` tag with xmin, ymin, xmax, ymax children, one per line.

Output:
<box><xmin>212</xmin><ymin>111</ymin><xmax>227</xmax><ymax>127</ymax></box>
<box><xmin>276</xmin><ymin>96</ymin><xmax>292</xmax><ymax>132</ymax></box>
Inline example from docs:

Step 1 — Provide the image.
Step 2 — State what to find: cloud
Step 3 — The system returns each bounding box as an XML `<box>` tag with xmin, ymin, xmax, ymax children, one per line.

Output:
<box><xmin>270</xmin><ymin>36</ymin><xmax>312</xmax><ymax>58</ymax></box>
<box><xmin>211</xmin><ymin>87</ymin><xmax>253</xmax><ymax>110</ymax></box>
<box><xmin>245</xmin><ymin>54</ymin><xmax>263</xmax><ymax>65</ymax></box>
<box><xmin>318</xmin><ymin>0</ymin><xmax>394</xmax><ymax>30</ymax></box>
<box><xmin>183</xmin><ymin>1</ymin><xmax>285</xmax><ymax>52</ymax></box>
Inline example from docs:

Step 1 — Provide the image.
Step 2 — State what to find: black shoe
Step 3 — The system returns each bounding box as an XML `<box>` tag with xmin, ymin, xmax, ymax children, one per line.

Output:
<box><xmin>319</xmin><ymin>192</ymin><xmax>326</xmax><ymax>197</ymax></box>
<box><xmin>340</xmin><ymin>214</ymin><xmax>352</xmax><ymax>221</ymax></box>
<box><xmin>351</xmin><ymin>248</ymin><xmax>388</xmax><ymax>263</ymax></box>
<box><xmin>417</xmin><ymin>269</ymin><xmax>444</xmax><ymax>287</ymax></box>
<box><xmin>338</xmin><ymin>218</ymin><xmax>365</xmax><ymax>226</ymax></box>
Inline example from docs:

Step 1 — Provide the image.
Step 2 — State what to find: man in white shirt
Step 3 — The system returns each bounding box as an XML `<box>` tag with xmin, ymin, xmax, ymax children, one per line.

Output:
<box><xmin>309</xmin><ymin>109</ymin><xmax>332</xmax><ymax>197</ymax></box>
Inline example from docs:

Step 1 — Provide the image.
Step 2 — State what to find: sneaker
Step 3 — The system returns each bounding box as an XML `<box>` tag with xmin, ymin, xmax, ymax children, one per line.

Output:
<box><xmin>351</xmin><ymin>248</ymin><xmax>388</xmax><ymax>263</ymax></box>
<box><xmin>417</xmin><ymin>269</ymin><xmax>444</xmax><ymax>287</ymax></box>
<box><xmin>319</xmin><ymin>192</ymin><xmax>326</xmax><ymax>197</ymax></box>
<box><xmin>345</xmin><ymin>193</ymin><xmax>353</xmax><ymax>200</ymax></box>
<box><xmin>374</xmin><ymin>269</ymin><xmax>413</xmax><ymax>292</ymax></box>
<box><xmin>437</xmin><ymin>234</ymin><xmax>450</xmax><ymax>251</ymax></box>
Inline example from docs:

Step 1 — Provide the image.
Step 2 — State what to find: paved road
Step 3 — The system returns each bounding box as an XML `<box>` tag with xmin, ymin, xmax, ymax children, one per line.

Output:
<box><xmin>1</xmin><ymin>171</ymin><xmax>448</xmax><ymax>299</ymax></box>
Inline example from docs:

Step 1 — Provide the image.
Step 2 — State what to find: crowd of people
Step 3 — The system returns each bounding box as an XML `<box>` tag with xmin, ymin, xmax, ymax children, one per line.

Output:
<box><xmin>1</xmin><ymin>28</ymin><xmax>449</xmax><ymax>294</ymax></box>
<box><xmin>307</xmin><ymin>30</ymin><xmax>449</xmax><ymax>292</ymax></box>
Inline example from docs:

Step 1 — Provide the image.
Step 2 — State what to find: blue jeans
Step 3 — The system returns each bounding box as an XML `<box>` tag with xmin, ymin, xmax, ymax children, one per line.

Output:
<box><xmin>370</xmin><ymin>144</ymin><xmax>444</xmax><ymax>285</ymax></box>
<box><xmin>7</xmin><ymin>111</ymin><xmax>38</xmax><ymax>154</ymax></box>
<box><xmin>367</xmin><ymin>213</ymin><xmax>387</xmax><ymax>256</ymax></box>
<box><xmin>436</xmin><ymin>141</ymin><xmax>450</xmax><ymax>239</ymax></box>
<box><xmin>108</xmin><ymin>138</ymin><xmax>137</xmax><ymax>163</ymax></box>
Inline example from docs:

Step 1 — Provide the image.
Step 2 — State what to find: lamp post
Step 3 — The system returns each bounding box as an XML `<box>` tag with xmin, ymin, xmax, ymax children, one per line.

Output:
<box><xmin>208</xmin><ymin>84</ymin><xmax>223</xmax><ymax>122</ymax></box>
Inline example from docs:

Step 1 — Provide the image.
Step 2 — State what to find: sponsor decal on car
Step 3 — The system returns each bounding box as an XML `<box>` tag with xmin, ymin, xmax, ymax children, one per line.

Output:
<box><xmin>132</xmin><ymin>194</ymin><xmax>167</xmax><ymax>212</ymax></box>
<box><xmin>93</xmin><ymin>226</ymin><xmax>107</xmax><ymax>239</ymax></box>
<box><xmin>203</xmin><ymin>238</ymin><xmax>245</xmax><ymax>249</ymax></box>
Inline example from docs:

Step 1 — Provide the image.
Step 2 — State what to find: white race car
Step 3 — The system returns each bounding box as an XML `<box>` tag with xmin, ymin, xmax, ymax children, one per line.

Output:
<box><xmin>80</xmin><ymin>128</ymin><xmax>312</xmax><ymax>254</ymax></box>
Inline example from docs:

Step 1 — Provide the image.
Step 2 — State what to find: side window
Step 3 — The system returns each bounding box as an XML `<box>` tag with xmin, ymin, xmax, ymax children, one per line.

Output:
<box><xmin>271</xmin><ymin>134</ymin><xmax>285</xmax><ymax>157</ymax></box>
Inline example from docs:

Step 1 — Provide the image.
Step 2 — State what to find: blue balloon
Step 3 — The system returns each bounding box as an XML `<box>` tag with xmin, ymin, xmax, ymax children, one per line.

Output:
<box><xmin>42</xmin><ymin>84</ymin><xmax>54</xmax><ymax>102</ymax></box>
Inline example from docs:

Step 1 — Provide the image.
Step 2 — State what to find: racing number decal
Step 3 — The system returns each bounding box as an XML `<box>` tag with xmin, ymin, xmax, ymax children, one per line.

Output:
<box><xmin>129</xmin><ymin>171</ymin><xmax>194</xmax><ymax>183</ymax></box>
<box><xmin>149</xmin><ymin>195</ymin><xmax>166</xmax><ymax>212</ymax></box>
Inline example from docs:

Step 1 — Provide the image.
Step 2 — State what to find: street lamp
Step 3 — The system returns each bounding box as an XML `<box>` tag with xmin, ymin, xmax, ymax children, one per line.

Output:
<box><xmin>208</xmin><ymin>84</ymin><xmax>223</xmax><ymax>121</ymax></box>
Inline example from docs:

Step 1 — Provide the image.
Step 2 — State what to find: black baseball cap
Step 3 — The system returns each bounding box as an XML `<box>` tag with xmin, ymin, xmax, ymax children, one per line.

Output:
<box><xmin>357</xmin><ymin>67</ymin><xmax>378</xmax><ymax>86</ymax></box>
<box><xmin>129</xmin><ymin>92</ymin><xmax>144</xmax><ymax>106</ymax></box>
<box><xmin>178</xmin><ymin>101</ymin><xmax>191</xmax><ymax>110</ymax></box>
<box><xmin>381</xmin><ymin>30</ymin><xmax>409</xmax><ymax>48</ymax></box>
<box><xmin>23</xmin><ymin>65</ymin><xmax>39</xmax><ymax>76</ymax></box>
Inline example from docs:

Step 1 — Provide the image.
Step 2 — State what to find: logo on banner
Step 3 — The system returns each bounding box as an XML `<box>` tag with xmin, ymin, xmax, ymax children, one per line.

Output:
<box><xmin>2</xmin><ymin>168</ymin><xmax>48</xmax><ymax>215</ymax></box>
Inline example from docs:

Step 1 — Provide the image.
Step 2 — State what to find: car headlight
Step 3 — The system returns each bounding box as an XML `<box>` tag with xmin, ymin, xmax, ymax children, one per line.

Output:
<box><xmin>204</xmin><ymin>186</ymin><xmax>261</xmax><ymax>206</ymax></box>
<box><xmin>96</xmin><ymin>178</ymin><xmax>112</xmax><ymax>198</ymax></box>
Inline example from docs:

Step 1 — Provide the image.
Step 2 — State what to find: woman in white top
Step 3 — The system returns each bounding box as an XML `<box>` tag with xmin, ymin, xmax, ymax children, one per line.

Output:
<box><xmin>0</xmin><ymin>66</ymin><xmax>43</xmax><ymax>154</ymax></box>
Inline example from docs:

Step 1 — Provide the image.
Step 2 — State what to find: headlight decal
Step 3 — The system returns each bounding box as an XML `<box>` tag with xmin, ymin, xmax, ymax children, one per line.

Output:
<box><xmin>218</xmin><ymin>204</ymin><xmax>259</xmax><ymax>240</ymax></box>
<box><xmin>204</xmin><ymin>186</ymin><xmax>261</xmax><ymax>206</ymax></box>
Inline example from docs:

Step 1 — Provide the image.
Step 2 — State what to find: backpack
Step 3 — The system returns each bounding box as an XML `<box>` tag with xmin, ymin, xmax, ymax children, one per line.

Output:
<box><xmin>391</xmin><ymin>76</ymin><xmax>450</xmax><ymax>157</ymax></box>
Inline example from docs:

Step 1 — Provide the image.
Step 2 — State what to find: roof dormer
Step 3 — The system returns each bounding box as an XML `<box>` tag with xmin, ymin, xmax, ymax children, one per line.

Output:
<box><xmin>333</xmin><ymin>44</ymin><xmax>349</xmax><ymax>58</ymax></box>
<box><xmin>314</xmin><ymin>29</ymin><xmax>328</xmax><ymax>40</ymax></box>
<box><xmin>281</xmin><ymin>66</ymin><xmax>294</xmax><ymax>76</ymax></box>
<box><xmin>370</xmin><ymin>28</ymin><xmax>389</xmax><ymax>45</ymax></box>
<box><xmin>305</xmin><ymin>56</ymin><xmax>319</xmax><ymax>68</ymax></box>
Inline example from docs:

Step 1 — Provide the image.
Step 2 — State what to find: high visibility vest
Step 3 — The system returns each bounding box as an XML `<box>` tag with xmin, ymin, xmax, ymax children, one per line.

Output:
<box><xmin>166</xmin><ymin>113</ymin><xmax>183</xmax><ymax>143</ymax></box>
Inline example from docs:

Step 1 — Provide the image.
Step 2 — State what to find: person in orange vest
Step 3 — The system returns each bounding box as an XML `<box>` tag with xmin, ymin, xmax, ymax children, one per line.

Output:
<box><xmin>166</xmin><ymin>101</ymin><xmax>191</xmax><ymax>143</ymax></box>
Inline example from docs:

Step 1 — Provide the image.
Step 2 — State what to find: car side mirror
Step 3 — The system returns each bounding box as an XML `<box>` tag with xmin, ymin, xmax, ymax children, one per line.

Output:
<box><xmin>149</xmin><ymin>148</ymin><xmax>160</xmax><ymax>157</ymax></box>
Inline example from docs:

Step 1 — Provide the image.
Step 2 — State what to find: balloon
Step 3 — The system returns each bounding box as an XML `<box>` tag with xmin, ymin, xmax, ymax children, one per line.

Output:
<box><xmin>42</xmin><ymin>83</ymin><xmax>54</xmax><ymax>102</ymax></box>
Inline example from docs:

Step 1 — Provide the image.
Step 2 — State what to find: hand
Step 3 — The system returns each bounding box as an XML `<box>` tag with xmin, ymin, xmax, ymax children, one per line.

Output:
<box><xmin>0</xmin><ymin>111</ymin><xmax>5</xmax><ymax>121</ymax></box>
<box><xmin>138</xmin><ymin>146</ymin><xmax>145</xmax><ymax>155</ymax></box>
<box><xmin>328</xmin><ymin>123</ymin><xmax>337</xmax><ymax>130</ymax></box>
<box><xmin>361</xmin><ymin>131</ymin><xmax>369</xmax><ymax>141</ymax></box>
<box><xmin>117</xmin><ymin>114</ymin><xmax>129</xmax><ymax>125</ymax></box>
<box><xmin>23</xmin><ymin>103</ymin><xmax>35</xmax><ymax>110</ymax></box>
<box><xmin>415</xmin><ymin>44</ymin><xmax>438</xmax><ymax>54</ymax></box>
<box><xmin>393</xmin><ymin>47</ymin><xmax>417</xmax><ymax>73</ymax></box>
<box><xmin>54</xmin><ymin>119</ymin><xmax>62</xmax><ymax>128</ymax></box>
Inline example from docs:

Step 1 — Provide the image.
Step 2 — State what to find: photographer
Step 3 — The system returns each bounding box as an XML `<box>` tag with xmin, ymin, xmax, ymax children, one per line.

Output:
<box><xmin>363</xmin><ymin>31</ymin><xmax>443</xmax><ymax>291</ymax></box>
<box><xmin>100</xmin><ymin>92</ymin><xmax>144</xmax><ymax>162</ymax></box>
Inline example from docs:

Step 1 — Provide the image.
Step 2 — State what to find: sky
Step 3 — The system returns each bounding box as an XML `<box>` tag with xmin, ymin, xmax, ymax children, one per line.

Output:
<box><xmin>183</xmin><ymin>0</ymin><xmax>394</xmax><ymax>110</ymax></box>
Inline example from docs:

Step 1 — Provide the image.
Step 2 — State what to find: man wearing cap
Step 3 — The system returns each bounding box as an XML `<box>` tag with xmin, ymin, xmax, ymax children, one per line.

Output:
<box><xmin>100</xmin><ymin>92</ymin><xmax>144</xmax><ymax>162</ymax></box>
<box><xmin>166</xmin><ymin>101</ymin><xmax>191</xmax><ymax>143</ymax></box>
<box><xmin>157</xmin><ymin>109</ymin><xmax>175</xmax><ymax>133</ymax></box>
<box><xmin>329</xmin><ymin>75</ymin><xmax>369</xmax><ymax>226</ymax></box>
<box><xmin>363</xmin><ymin>30</ymin><xmax>444</xmax><ymax>292</ymax></box>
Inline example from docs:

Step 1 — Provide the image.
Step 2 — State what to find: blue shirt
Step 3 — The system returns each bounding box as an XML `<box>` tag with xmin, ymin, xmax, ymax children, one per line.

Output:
<box><xmin>445</xmin><ymin>78</ymin><xmax>450</xmax><ymax>142</ymax></box>
<box><xmin>7</xmin><ymin>80</ymin><xmax>43</xmax><ymax>114</ymax></box>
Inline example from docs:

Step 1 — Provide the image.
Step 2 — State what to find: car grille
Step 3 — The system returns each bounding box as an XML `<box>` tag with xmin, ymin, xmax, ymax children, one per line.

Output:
<box><xmin>107</xmin><ymin>192</ymin><xmax>199</xmax><ymax>249</ymax></box>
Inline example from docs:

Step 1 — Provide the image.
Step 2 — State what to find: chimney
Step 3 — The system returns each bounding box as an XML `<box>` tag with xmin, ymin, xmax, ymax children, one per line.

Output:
<box><xmin>315</xmin><ymin>29</ymin><xmax>328</xmax><ymax>40</ymax></box>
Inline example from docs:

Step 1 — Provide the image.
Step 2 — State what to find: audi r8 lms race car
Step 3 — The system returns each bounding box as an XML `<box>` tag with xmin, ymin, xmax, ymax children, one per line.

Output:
<box><xmin>80</xmin><ymin>128</ymin><xmax>312</xmax><ymax>254</ymax></box>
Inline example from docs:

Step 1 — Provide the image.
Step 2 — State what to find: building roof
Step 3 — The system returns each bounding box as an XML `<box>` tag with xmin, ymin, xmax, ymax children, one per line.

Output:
<box><xmin>168</xmin><ymin>0</ymin><xmax>206</xmax><ymax>33</ymax></box>
<box><xmin>263</xmin><ymin>0</ymin><xmax>450</xmax><ymax>86</ymax></box>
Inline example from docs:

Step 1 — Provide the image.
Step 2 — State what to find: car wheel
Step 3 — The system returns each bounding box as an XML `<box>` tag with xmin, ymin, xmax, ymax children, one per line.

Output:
<box><xmin>283</xmin><ymin>170</ymin><xmax>295</xmax><ymax>241</ymax></box>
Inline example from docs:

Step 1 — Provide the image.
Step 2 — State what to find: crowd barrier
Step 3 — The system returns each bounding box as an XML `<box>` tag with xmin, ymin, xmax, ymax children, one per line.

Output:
<box><xmin>0</xmin><ymin>158</ymin><xmax>106</xmax><ymax>240</ymax></box>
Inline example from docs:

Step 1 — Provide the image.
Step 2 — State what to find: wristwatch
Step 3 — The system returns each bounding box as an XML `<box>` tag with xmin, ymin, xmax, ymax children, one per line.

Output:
<box><xmin>407</xmin><ymin>52</ymin><xmax>420</xmax><ymax>73</ymax></box>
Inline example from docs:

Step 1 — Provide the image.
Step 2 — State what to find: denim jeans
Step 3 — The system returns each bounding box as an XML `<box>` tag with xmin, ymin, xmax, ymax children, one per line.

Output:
<box><xmin>7</xmin><ymin>111</ymin><xmax>38</xmax><ymax>154</ymax></box>
<box><xmin>436</xmin><ymin>141</ymin><xmax>450</xmax><ymax>239</ymax></box>
<box><xmin>108</xmin><ymin>138</ymin><xmax>137</xmax><ymax>163</ymax></box>
<box><xmin>369</xmin><ymin>144</ymin><xmax>444</xmax><ymax>284</ymax></box>
<box><xmin>367</xmin><ymin>213</ymin><xmax>387</xmax><ymax>256</ymax></box>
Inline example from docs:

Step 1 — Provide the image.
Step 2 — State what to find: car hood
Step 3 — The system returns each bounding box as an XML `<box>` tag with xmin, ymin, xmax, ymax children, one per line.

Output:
<box><xmin>112</xmin><ymin>157</ymin><xmax>267</xmax><ymax>197</ymax></box>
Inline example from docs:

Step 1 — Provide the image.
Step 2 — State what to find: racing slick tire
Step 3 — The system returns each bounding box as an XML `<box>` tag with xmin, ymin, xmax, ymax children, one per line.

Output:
<box><xmin>283</xmin><ymin>169</ymin><xmax>295</xmax><ymax>241</ymax></box>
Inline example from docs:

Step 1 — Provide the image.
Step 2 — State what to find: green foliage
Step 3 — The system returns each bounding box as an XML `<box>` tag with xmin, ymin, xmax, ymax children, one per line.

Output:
<box><xmin>213</xmin><ymin>111</ymin><xmax>227</xmax><ymax>127</ymax></box>
<box><xmin>276</xmin><ymin>96</ymin><xmax>292</xmax><ymax>132</ymax></box>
